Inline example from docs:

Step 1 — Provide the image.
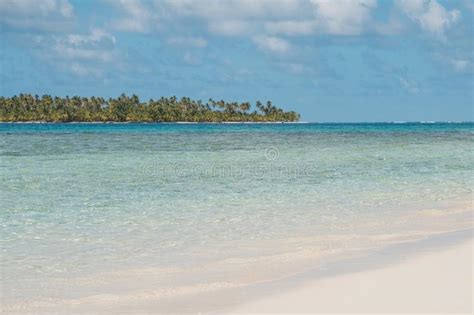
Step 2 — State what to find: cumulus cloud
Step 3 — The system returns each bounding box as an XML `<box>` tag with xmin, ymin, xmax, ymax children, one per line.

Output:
<box><xmin>396</xmin><ymin>0</ymin><xmax>461</xmax><ymax>37</ymax></box>
<box><xmin>106</xmin><ymin>0</ymin><xmax>383</xmax><ymax>56</ymax></box>
<box><xmin>29</xmin><ymin>29</ymin><xmax>118</xmax><ymax>76</ymax></box>
<box><xmin>104</xmin><ymin>0</ymin><xmax>468</xmax><ymax>43</ymax></box>
<box><xmin>278</xmin><ymin>0</ymin><xmax>380</xmax><ymax>36</ymax></box>
<box><xmin>107</xmin><ymin>0</ymin><xmax>307</xmax><ymax>35</ymax></box>
<box><xmin>253</xmin><ymin>36</ymin><xmax>292</xmax><ymax>55</ymax></box>
<box><xmin>0</xmin><ymin>0</ymin><xmax>73</xmax><ymax>17</ymax></box>
<box><xmin>310</xmin><ymin>0</ymin><xmax>378</xmax><ymax>35</ymax></box>
<box><xmin>109</xmin><ymin>0</ymin><xmax>153</xmax><ymax>33</ymax></box>
<box><xmin>103</xmin><ymin>0</ymin><xmax>466</xmax><ymax>64</ymax></box>
<box><xmin>107</xmin><ymin>0</ymin><xmax>382</xmax><ymax>37</ymax></box>
<box><xmin>3</xmin><ymin>0</ymin><xmax>468</xmax><ymax>80</ymax></box>
<box><xmin>0</xmin><ymin>0</ymin><xmax>74</xmax><ymax>31</ymax></box>
<box><xmin>163</xmin><ymin>0</ymin><xmax>305</xmax><ymax>20</ymax></box>
<box><xmin>55</xmin><ymin>29</ymin><xmax>116</xmax><ymax>62</ymax></box>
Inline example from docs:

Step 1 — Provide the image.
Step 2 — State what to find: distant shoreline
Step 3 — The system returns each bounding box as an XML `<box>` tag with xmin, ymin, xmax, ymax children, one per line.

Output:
<box><xmin>0</xmin><ymin>121</ymin><xmax>472</xmax><ymax>124</ymax></box>
<box><xmin>0</xmin><ymin>121</ymin><xmax>306</xmax><ymax>124</ymax></box>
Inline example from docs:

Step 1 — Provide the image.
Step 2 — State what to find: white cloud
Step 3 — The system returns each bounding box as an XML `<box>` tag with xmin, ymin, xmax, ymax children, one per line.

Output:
<box><xmin>109</xmin><ymin>0</ymin><xmax>379</xmax><ymax>37</ymax></box>
<box><xmin>104</xmin><ymin>0</ymin><xmax>465</xmax><ymax>66</ymax></box>
<box><xmin>54</xmin><ymin>29</ymin><xmax>116</xmax><ymax>62</ymax></box>
<box><xmin>0</xmin><ymin>0</ymin><xmax>72</xmax><ymax>17</ymax></box>
<box><xmin>0</xmin><ymin>0</ymin><xmax>74</xmax><ymax>31</ymax></box>
<box><xmin>106</xmin><ymin>0</ymin><xmax>466</xmax><ymax>41</ymax></box>
<box><xmin>108</xmin><ymin>0</ymin><xmax>309</xmax><ymax>36</ymax></box>
<box><xmin>310</xmin><ymin>0</ymin><xmax>378</xmax><ymax>35</ymax></box>
<box><xmin>109</xmin><ymin>0</ymin><xmax>152</xmax><ymax>32</ymax></box>
<box><xmin>253</xmin><ymin>36</ymin><xmax>292</xmax><ymax>55</ymax></box>
<box><xmin>396</xmin><ymin>0</ymin><xmax>460</xmax><ymax>37</ymax></box>
<box><xmin>207</xmin><ymin>20</ymin><xmax>254</xmax><ymax>36</ymax></box>
<box><xmin>163</xmin><ymin>0</ymin><xmax>304</xmax><ymax>19</ymax></box>
<box><xmin>29</xmin><ymin>29</ymin><xmax>118</xmax><ymax>77</ymax></box>
<box><xmin>58</xmin><ymin>0</ymin><xmax>73</xmax><ymax>18</ymax></box>
<box><xmin>66</xmin><ymin>29</ymin><xmax>116</xmax><ymax>47</ymax></box>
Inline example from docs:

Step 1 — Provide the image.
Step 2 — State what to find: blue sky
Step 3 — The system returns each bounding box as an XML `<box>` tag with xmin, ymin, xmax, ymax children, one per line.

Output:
<box><xmin>0</xmin><ymin>0</ymin><xmax>472</xmax><ymax>121</ymax></box>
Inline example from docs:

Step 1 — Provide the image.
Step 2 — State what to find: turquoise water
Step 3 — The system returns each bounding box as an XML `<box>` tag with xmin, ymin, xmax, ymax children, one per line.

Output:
<box><xmin>1</xmin><ymin>122</ymin><xmax>473</xmax><ymax>310</ymax></box>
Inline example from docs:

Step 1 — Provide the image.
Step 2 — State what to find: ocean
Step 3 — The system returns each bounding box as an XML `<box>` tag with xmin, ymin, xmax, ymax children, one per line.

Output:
<box><xmin>1</xmin><ymin>122</ymin><xmax>472</xmax><ymax>311</ymax></box>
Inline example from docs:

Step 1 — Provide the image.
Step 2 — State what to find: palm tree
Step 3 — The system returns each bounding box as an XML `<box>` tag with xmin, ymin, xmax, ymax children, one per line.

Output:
<box><xmin>0</xmin><ymin>94</ymin><xmax>300</xmax><ymax>122</ymax></box>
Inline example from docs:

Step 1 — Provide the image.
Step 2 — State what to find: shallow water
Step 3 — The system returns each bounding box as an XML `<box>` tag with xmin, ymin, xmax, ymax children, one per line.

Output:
<box><xmin>0</xmin><ymin>122</ymin><xmax>472</xmax><ymax>311</ymax></box>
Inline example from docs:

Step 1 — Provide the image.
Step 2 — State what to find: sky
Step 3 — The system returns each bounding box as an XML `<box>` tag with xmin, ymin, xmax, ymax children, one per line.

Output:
<box><xmin>0</xmin><ymin>0</ymin><xmax>473</xmax><ymax>122</ymax></box>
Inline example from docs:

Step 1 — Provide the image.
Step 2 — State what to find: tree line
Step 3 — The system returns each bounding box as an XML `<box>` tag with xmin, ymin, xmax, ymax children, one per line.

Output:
<box><xmin>0</xmin><ymin>94</ymin><xmax>300</xmax><ymax>122</ymax></box>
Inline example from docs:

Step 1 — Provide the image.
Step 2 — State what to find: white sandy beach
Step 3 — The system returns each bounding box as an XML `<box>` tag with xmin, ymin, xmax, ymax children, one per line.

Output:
<box><xmin>232</xmin><ymin>237</ymin><xmax>473</xmax><ymax>314</ymax></box>
<box><xmin>2</xmin><ymin>229</ymin><xmax>472</xmax><ymax>314</ymax></box>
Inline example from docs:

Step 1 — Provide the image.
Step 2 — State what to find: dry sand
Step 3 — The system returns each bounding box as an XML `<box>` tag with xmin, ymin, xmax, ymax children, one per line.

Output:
<box><xmin>232</xmin><ymin>237</ymin><xmax>473</xmax><ymax>314</ymax></box>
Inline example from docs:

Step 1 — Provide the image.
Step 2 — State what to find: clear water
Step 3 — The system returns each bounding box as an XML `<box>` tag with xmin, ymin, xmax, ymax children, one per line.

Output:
<box><xmin>1</xmin><ymin>123</ymin><xmax>472</xmax><ymax>310</ymax></box>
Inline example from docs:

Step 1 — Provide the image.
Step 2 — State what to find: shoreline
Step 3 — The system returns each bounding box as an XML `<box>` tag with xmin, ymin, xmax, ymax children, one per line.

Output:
<box><xmin>1</xmin><ymin>121</ymin><xmax>472</xmax><ymax>124</ymax></box>
<box><xmin>0</xmin><ymin>121</ymin><xmax>304</xmax><ymax>124</ymax></box>
<box><xmin>4</xmin><ymin>227</ymin><xmax>471</xmax><ymax>314</ymax></box>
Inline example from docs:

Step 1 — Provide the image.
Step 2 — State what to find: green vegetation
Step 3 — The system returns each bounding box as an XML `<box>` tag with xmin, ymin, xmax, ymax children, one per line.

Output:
<box><xmin>0</xmin><ymin>94</ymin><xmax>300</xmax><ymax>122</ymax></box>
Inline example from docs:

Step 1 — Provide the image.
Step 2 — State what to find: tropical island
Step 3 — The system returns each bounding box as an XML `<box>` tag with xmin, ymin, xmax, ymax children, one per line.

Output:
<box><xmin>0</xmin><ymin>94</ymin><xmax>300</xmax><ymax>122</ymax></box>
